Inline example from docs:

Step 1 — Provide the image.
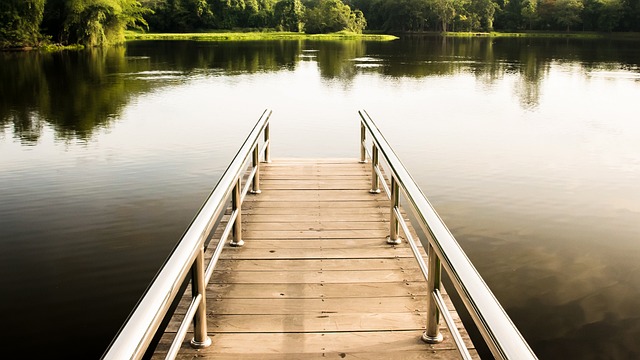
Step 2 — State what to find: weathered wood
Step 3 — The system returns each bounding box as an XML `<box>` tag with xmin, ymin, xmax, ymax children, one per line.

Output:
<box><xmin>207</xmin><ymin>282</ymin><xmax>429</xmax><ymax>299</ymax></box>
<box><xmin>251</xmin><ymin>189</ymin><xmax>388</xmax><ymax>201</ymax></box>
<box><xmin>214</xmin><ymin>258</ymin><xmax>418</xmax><ymax>271</ymax></box>
<box><xmin>220</xmin><ymin>238</ymin><xmax>398</xmax><ymax>251</ymax></box>
<box><xmin>243</xmin><ymin>213</ymin><xmax>390</xmax><ymax>222</ymax></box>
<box><xmin>242</xmin><ymin>221</ymin><xmax>389</xmax><ymax>231</ymax></box>
<box><xmin>243</xmin><ymin>228</ymin><xmax>391</xmax><ymax>238</ymax></box>
<box><xmin>166</xmin><ymin>350</ymin><xmax>466</xmax><ymax>360</ymax></box>
<box><xmin>260</xmin><ymin>179</ymin><xmax>371</xmax><ymax>189</ymax></box>
<box><xmin>152</xmin><ymin>159</ymin><xmax>478</xmax><ymax>360</ymax></box>
<box><xmin>216</xmin><ymin>239</ymin><xmax>401</xmax><ymax>249</ymax></box>
<box><xmin>243</xmin><ymin>200</ymin><xmax>389</xmax><ymax>208</ymax></box>
<box><xmin>219</xmin><ymin>246</ymin><xmax>414</xmax><ymax>259</ymax></box>
<box><xmin>243</xmin><ymin>207</ymin><xmax>388</xmax><ymax>215</ymax></box>
<box><xmin>210</xmin><ymin>268</ymin><xmax>426</xmax><ymax>284</ymax></box>
<box><xmin>154</xmin><ymin>330</ymin><xmax>473</xmax><ymax>358</ymax></box>
<box><xmin>173</xmin><ymin>312</ymin><xmax>428</xmax><ymax>333</ymax></box>
<box><xmin>181</xmin><ymin>296</ymin><xmax>430</xmax><ymax>314</ymax></box>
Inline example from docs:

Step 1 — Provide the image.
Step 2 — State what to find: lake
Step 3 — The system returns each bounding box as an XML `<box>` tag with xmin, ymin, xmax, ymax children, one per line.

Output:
<box><xmin>1</xmin><ymin>35</ymin><xmax>639</xmax><ymax>359</ymax></box>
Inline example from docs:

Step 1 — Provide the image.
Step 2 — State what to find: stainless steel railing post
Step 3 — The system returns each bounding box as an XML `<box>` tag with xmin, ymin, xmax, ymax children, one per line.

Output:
<box><xmin>423</xmin><ymin>244</ymin><xmax>444</xmax><ymax>343</ymax></box>
<box><xmin>229</xmin><ymin>178</ymin><xmax>244</xmax><ymax>247</ymax></box>
<box><xmin>360</xmin><ymin>123</ymin><xmax>366</xmax><ymax>163</ymax></box>
<box><xmin>370</xmin><ymin>143</ymin><xmax>380</xmax><ymax>194</ymax></box>
<box><xmin>264</xmin><ymin>122</ymin><xmax>271</xmax><ymax>163</ymax></box>
<box><xmin>189</xmin><ymin>247</ymin><xmax>212</xmax><ymax>348</ymax></box>
<box><xmin>387</xmin><ymin>176</ymin><xmax>401</xmax><ymax>245</ymax></box>
<box><xmin>251</xmin><ymin>146</ymin><xmax>261</xmax><ymax>194</ymax></box>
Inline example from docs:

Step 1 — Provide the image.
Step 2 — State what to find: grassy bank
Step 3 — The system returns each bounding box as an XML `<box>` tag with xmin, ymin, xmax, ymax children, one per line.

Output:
<box><xmin>124</xmin><ymin>30</ymin><xmax>398</xmax><ymax>42</ymax></box>
<box><xmin>438</xmin><ymin>31</ymin><xmax>640</xmax><ymax>40</ymax></box>
<box><xmin>0</xmin><ymin>42</ymin><xmax>84</xmax><ymax>52</ymax></box>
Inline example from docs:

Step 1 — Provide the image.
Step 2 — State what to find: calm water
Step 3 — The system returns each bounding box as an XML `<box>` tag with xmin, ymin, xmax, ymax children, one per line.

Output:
<box><xmin>1</xmin><ymin>36</ymin><xmax>639</xmax><ymax>359</ymax></box>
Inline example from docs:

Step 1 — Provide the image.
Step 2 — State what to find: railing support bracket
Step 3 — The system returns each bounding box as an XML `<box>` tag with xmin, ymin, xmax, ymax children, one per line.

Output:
<box><xmin>421</xmin><ymin>332</ymin><xmax>444</xmax><ymax>344</ymax></box>
<box><xmin>386</xmin><ymin>235</ymin><xmax>401</xmax><ymax>245</ymax></box>
<box><xmin>190</xmin><ymin>336</ymin><xmax>212</xmax><ymax>348</ymax></box>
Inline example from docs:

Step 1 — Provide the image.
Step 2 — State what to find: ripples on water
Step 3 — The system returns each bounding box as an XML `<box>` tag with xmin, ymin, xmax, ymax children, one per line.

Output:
<box><xmin>1</xmin><ymin>37</ymin><xmax>639</xmax><ymax>359</ymax></box>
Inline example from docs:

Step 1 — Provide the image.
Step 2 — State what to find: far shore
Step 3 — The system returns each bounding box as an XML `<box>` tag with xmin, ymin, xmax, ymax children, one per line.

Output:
<box><xmin>6</xmin><ymin>30</ymin><xmax>638</xmax><ymax>52</ymax></box>
<box><xmin>400</xmin><ymin>30</ymin><xmax>640</xmax><ymax>40</ymax></box>
<box><xmin>124</xmin><ymin>30</ymin><xmax>640</xmax><ymax>43</ymax></box>
<box><xmin>124</xmin><ymin>31</ymin><xmax>399</xmax><ymax>42</ymax></box>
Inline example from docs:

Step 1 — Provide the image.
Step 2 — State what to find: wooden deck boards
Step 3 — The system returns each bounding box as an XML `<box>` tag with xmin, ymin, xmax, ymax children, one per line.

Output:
<box><xmin>151</xmin><ymin>159</ymin><xmax>479</xmax><ymax>359</ymax></box>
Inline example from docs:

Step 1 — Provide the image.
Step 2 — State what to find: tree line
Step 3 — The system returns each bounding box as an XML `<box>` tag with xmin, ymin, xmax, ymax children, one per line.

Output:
<box><xmin>2</xmin><ymin>0</ymin><xmax>640</xmax><ymax>49</ymax></box>
<box><xmin>0</xmin><ymin>0</ymin><xmax>366</xmax><ymax>49</ymax></box>
<box><xmin>141</xmin><ymin>0</ymin><xmax>368</xmax><ymax>33</ymax></box>
<box><xmin>351</xmin><ymin>0</ymin><xmax>640</xmax><ymax>32</ymax></box>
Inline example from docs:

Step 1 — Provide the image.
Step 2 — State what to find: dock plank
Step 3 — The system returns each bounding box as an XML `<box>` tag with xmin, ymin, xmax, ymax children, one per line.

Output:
<box><xmin>151</xmin><ymin>159</ymin><xmax>478</xmax><ymax>360</ymax></box>
<box><xmin>157</xmin><ymin>331</ymin><xmax>471</xmax><ymax>359</ymax></box>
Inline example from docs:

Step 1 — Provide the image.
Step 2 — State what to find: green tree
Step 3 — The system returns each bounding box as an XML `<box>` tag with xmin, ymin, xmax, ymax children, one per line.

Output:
<box><xmin>620</xmin><ymin>0</ymin><xmax>640</xmax><ymax>31</ymax></box>
<box><xmin>596</xmin><ymin>0</ymin><xmax>623</xmax><ymax>31</ymax></box>
<box><xmin>496</xmin><ymin>0</ymin><xmax>524</xmax><ymax>30</ymax></box>
<box><xmin>554</xmin><ymin>0</ymin><xmax>583</xmax><ymax>30</ymax></box>
<box><xmin>304</xmin><ymin>0</ymin><xmax>366</xmax><ymax>33</ymax></box>
<box><xmin>429</xmin><ymin>0</ymin><xmax>457</xmax><ymax>31</ymax></box>
<box><xmin>376</xmin><ymin>0</ymin><xmax>431</xmax><ymax>31</ymax></box>
<box><xmin>274</xmin><ymin>0</ymin><xmax>305</xmax><ymax>31</ymax></box>
<box><xmin>520</xmin><ymin>0</ymin><xmax>538</xmax><ymax>29</ymax></box>
<box><xmin>0</xmin><ymin>0</ymin><xmax>46</xmax><ymax>48</ymax></box>
<box><xmin>259</xmin><ymin>0</ymin><xmax>277</xmax><ymax>25</ymax></box>
<box><xmin>43</xmin><ymin>0</ymin><xmax>150</xmax><ymax>46</ymax></box>
<box><xmin>536</xmin><ymin>0</ymin><xmax>557</xmax><ymax>28</ymax></box>
<box><xmin>450</xmin><ymin>0</ymin><xmax>473</xmax><ymax>31</ymax></box>
<box><xmin>470</xmin><ymin>0</ymin><xmax>500</xmax><ymax>30</ymax></box>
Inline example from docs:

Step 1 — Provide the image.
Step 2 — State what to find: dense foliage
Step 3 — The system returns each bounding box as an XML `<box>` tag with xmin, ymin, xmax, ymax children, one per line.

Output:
<box><xmin>2</xmin><ymin>0</ymin><xmax>149</xmax><ymax>48</ymax></box>
<box><xmin>0</xmin><ymin>0</ymin><xmax>46</xmax><ymax>48</ymax></box>
<box><xmin>139</xmin><ymin>0</ymin><xmax>640</xmax><ymax>33</ymax></box>
<box><xmin>350</xmin><ymin>0</ymin><xmax>640</xmax><ymax>32</ymax></box>
<box><xmin>141</xmin><ymin>0</ymin><xmax>363</xmax><ymax>33</ymax></box>
<box><xmin>305</xmin><ymin>0</ymin><xmax>366</xmax><ymax>33</ymax></box>
<box><xmin>2</xmin><ymin>0</ymin><xmax>640</xmax><ymax>49</ymax></box>
<box><xmin>44</xmin><ymin>0</ymin><xmax>150</xmax><ymax>46</ymax></box>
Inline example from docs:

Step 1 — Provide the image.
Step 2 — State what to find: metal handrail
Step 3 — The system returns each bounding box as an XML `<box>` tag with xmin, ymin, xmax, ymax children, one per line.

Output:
<box><xmin>359</xmin><ymin>110</ymin><xmax>537</xmax><ymax>360</ymax></box>
<box><xmin>102</xmin><ymin>109</ymin><xmax>272</xmax><ymax>360</ymax></box>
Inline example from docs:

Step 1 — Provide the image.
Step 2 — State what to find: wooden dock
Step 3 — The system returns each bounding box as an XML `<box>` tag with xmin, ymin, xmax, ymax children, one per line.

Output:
<box><xmin>152</xmin><ymin>159</ymin><xmax>479</xmax><ymax>359</ymax></box>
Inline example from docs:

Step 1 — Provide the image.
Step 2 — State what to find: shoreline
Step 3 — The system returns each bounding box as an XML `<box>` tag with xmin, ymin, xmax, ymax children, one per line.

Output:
<box><xmin>124</xmin><ymin>31</ymin><xmax>399</xmax><ymax>42</ymax></box>
<box><xmin>395</xmin><ymin>30</ymin><xmax>640</xmax><ymax>40</ymax></box>
<box><xmin>6</xmin><ymin>30</ymin><xmax>639</xmax><ymax>51</ymax></box>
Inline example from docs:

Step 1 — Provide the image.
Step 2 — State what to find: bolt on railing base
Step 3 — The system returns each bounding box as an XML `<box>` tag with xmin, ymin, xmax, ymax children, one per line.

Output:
<box><xmin>386</xmin><ymin>236</ymin><xmax>402</xmax><ymax>245</ymax></box>
<box><xmin>190</xmin><ymin>336</ymin><xmax>212</xmax><ymax>349</ymax></box>
<box><xmin>230</xmin><ymin>239</ymin><xmax>245</xmax><ymax>247</ymax></box>
<box><xmin>421</xmin><ymin>331</ymin><xmax>444</xmax><ymax>344</ymax></box>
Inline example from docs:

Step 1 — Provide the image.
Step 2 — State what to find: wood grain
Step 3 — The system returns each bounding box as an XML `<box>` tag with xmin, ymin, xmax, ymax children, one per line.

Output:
<box><xmin>151</xmin><ymin>159</ymin><xmax>478</xmax><ymax>360</ymax></box>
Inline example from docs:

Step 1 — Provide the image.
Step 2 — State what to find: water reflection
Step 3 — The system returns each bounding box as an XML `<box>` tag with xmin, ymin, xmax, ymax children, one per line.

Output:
<box><xmin>0</xmin><ymin>47</ymin><xmax>153</xmax><ymax>143</ymax></box>
<box><xmin>3</xmin><ymin>37</ymin><xmax>639</xmax><ymax>143</ymax></box>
